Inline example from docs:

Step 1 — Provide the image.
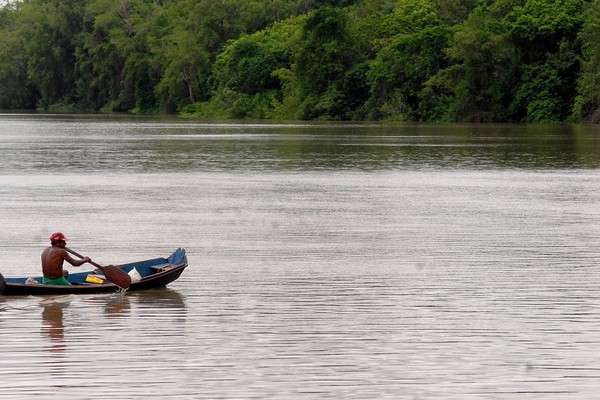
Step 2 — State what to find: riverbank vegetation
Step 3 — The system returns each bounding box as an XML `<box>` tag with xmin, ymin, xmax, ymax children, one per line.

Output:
<box><xmin>1</xmin><ymin>0</ymin><xmax>600</xmax><ymax>123</ymax></box>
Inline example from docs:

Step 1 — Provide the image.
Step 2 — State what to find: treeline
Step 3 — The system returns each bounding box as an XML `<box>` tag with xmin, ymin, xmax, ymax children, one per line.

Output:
<box><xmin>1</xmin><ymin>0</ymin><xmax>600</xmax><ymax>123</ymax></box>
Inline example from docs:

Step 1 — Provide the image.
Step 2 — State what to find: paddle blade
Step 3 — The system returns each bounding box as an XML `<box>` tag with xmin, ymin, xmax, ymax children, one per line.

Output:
<box><xmin>102</xmin><ymin>265</ymin><xmax>132</xmax><ymax>289</ymax></box>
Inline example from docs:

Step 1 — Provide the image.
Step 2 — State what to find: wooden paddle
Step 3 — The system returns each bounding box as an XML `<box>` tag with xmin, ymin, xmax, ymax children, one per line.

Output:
<box><xmin>65</xmin><ymin>247</ymin><xmax>131</xmax><ymax>289</ymax></box>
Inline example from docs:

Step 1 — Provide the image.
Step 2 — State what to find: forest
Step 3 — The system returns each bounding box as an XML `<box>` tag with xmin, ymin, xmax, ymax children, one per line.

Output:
<box><xmin>1</xmin><ymin>0</ymin><xmax>600</xmax><ymax>123</ymax></box>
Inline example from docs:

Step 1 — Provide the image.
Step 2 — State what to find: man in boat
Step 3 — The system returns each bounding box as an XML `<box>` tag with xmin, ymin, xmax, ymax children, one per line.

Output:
<box><xmin>41</xmin><ymin>232</ymin><xmax>91</xmax><ymax>285</ymax></box>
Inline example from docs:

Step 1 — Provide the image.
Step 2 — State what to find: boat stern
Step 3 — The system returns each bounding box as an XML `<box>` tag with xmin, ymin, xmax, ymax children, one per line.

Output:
<box><xmin>0</xmin><ymin>272</ymin><xmax>5</xmax><ymax>295</ymax></box>
<box><xmin>167</xmin><ymin>248</ymin><xmax>187</xmax><ymax>267</ymax></box>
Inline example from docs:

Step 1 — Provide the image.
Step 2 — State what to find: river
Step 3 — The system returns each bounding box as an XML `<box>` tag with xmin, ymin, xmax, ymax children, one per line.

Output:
<box><xmin>0</xmin><ymin>114</ymin><xmax>599</xmax><ymax>399</ymax></box>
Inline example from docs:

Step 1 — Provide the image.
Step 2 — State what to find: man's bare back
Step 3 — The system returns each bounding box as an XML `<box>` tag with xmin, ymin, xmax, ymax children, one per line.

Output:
<box><xmin>41</xmin><ymin>233</ymin><xmax>91</xmax><ymax>279</ymax></box>
<box><xmin>41</xmin><ymin>246</ymin><xmax>70</xmax><ymax>279</ymax></box>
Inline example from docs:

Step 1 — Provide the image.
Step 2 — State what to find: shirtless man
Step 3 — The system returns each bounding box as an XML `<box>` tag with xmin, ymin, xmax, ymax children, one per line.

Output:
<box><xmin>41</xmin><ymin>232</ymin><xmax>91</xmax><ymax>285</ymax></box>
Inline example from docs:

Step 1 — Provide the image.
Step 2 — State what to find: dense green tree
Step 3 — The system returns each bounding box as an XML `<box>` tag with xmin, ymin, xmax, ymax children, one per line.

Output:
<box><xmin>151</xmin><ymin>0</ymin><xmax>306</xmax><ymax>113</ymax></box>
<box><xmin>354</xmin><ymin>0</ymin><xmax>442</xmax><ymax>49</ymax></box>
<box><xmin>503</xmin><ymin>0</ymin><xmax>585</xmax><ymax>122</ymax></box>
<box><xmin>76</xmin><ymin>0</ymin><xmax>128</xmax><ymax>110</ymax></box>
<box><xmin>432</xmin><ymin>0</ymin><xmax>478</xmax><ymax>25</ymax></box>
<box><xmin>364</xmin><ymin>0</ymin><xmax>451</xmax><ymax>120</ymax></box>
<box><xmin>11</xmin><ymin>0</ymin><xmax>88</xmax><ymax>109</ymax></box>
<box><xmin>0</xmin><ymin>5</ymin><xmax>35</xmax><ymax>108</ymax></box>
<box><xmin>433</xmin><ymin>7</ymin><xmax>518</xmax><ymax>121</ymax></box>
<box><xmin>510</xmin><ymin>39</ymin><xmax>580</xmax><ymax>122</ymax></box>
<box><xmin>295</xmin><ymin>6</ymin><xmax>361</xmax><ymax>119</ymax></box>
<box><xmin>367</xmin><ymin>26</ymin><xmax>453</xmax><ymax>120</ymax></box>
<box><xmin>426</xmin><ymin>0</ymin><xmax>585</xmax><ymax>123</ymax></box>
<box><xmin>573</xmin><ymin>0</ymin><xmax>600</xmax><ymax>123</ymax></box>
<box><xmin>194</xmin><ymin>17</ymin><xmax>301</xmax><ymax>118</ymax></box>
<box><xmin>212</xmin><ymin>36</ymin><xmax>285</xmax><ymax>96</ymax></box>
<box><xmin>505</xmin><ymin>0</ymin><xmax>584</xmax><ymax>60</ymax></box>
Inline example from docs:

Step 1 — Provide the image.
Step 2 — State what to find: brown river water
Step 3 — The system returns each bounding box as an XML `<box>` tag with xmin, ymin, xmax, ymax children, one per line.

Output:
<box><xmin>0</xmin><ymin>114</ymin><xmax>599</xmax><ymax>399</ymax></box>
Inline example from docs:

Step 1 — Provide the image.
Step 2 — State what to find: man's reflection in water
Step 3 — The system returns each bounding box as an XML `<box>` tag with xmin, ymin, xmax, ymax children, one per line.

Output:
<box><xmin>41</xmin><ymin>299</ymin><xmax>68</xmax><ymax>355</ymax></box>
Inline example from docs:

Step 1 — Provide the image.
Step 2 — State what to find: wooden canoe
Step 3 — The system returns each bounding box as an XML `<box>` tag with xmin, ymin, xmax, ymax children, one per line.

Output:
<box><xmin>0</xmin><ymin>248</ymin><xmax>187</xmax><ymax>296</ymax></box>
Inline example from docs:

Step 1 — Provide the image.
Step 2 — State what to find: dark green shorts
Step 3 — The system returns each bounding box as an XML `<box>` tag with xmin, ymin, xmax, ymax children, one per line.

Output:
<box><xmin>42</xmin><ymin>276</ymin><xmax>71</xmax><ymax>285</ymax></box>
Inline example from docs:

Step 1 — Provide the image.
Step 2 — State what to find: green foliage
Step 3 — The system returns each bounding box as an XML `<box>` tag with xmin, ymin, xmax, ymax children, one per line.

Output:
<box><xmin>502</xmin><ymin>0</ymin><xmax>585</xmax><ymax>122</ymax></box>
<box><xmin>76</xmin><ymin>0</ymin><xmax>126</xmax><ymax>110</ymax></box>
<box><xmin>573</xmin><ymin>0</ymin><xmax>600</xmax><ymax>123</ymax></box>
<box><xmin>507</xmin><ymin>0</ymin><xmax>584</xmax><ymax>42</ymax></box>
<box><xmin>8</xmin><ymin>0</ymin><xmax>88</xmax><ymax>109</ymax></box>
<box><xmin>211</xmin><ymin>36</ymin><xmax>288</xmax><ymax>96</ymax></box>
<box><xmin>432</xmin><ymin>0</ymin><xmax>478</xmax><ymax>25</ymax></box>
<box><xmin>511</xmin><ymin>39</ymin><xmax>580</xmax><ymax>122</ymax></box>
<box><xmin>419</xmin><ymin>65</ymin><xmax>459</xmax><ymax>121</ymax></box>
<box><xmin>354</xmin><ymin>0</ymin><xmax>441</xmax><ymax>50</ymax></box>
<box><xmin>441</xmin><ymin>7</ymin><xmax>518</xmax><ymax>121</ymax></box>
<box><xmin>367</xmin><ymin>25</ymin><xmax>453</xmax><ymax>120</ymax></box>
<box><xmin>0</xmin><ymin>0</ymin><xmax>598</xmax><ymax>122</ymax></box>
<box><xmin>339</xmin><ymin>61</ymin><xmax>371</xmax><ymax>120</ymax></box>
<box><xmin>271</xmin><ymin>67</ymin><xmax>303</xmax><ymax>119</ymax></box>
<box><xmin>429</xmin><ymin>0</ymin><xmax>584</xmax><ymax>123</ymax></box>
<box><xmin>199</xmin><ymin>17</ymin><xmax>301</xmax><ymax>119</ymax></box>
<box><xmin>152</xmin><ymin>14</ymin><xmax>209</xmax><ymax>111</ymax></box>
<box><xmin>295</xmin><ymin>7</ymin><xmax>362</xmax><ymax>119</ymax></box>
<box><xmin>0</xmin><ymin>13</ymin><xmax>35</xmax><ymax>108</ymax></box>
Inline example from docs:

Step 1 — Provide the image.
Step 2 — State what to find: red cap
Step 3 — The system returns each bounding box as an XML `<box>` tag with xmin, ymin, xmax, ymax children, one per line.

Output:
<box><xmin>49</xmin><ymin>232</ymin><xmax>69</xmax><ymax>242</ymax></box>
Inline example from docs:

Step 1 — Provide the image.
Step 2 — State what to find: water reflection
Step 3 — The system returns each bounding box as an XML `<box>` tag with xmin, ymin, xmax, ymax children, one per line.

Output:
<box><xmin>128</xmin><ymin>288</ymin><xmax>187</xmax><ymax>310</ymax></box>
<box><xmin>36</xmin><ymin>289</ymin><xmax>187</xmax><ymax>356</ymax></box>
<box><xmin>113</xmin><ymin>123</ymin><xmax>600</xmax><ymax>170</ymax></box>
<box><xmin>41</xmin><ymin>298</ymin><xmax>69</xmax><ymax>353</ymax></box>
<box><xmin>0</xmin><ymin>115</ymin><xmax>599</xmax><ymax>173</ymax></box>
<box><xmin>103</xmin><ymin>293</ymin><xmax>131</xmax><ymax>315</ymax></box>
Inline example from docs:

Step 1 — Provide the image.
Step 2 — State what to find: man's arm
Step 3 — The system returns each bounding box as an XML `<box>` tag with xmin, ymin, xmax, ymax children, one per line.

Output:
<box><xmin>62</xmin><ymin>250</ymin><xmax>91</xmax><ymax>267</ymax></box>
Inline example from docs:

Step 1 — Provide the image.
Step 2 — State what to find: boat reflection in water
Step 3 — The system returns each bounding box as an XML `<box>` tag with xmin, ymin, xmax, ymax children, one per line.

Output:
<box><xmin>35</xmin><ymin>289</ymin><xmax>182</xmax><ymax>392</ymax></box>
<box><xmin>39</xmin><ymin>288</ymin><xmax>187</xmax><ymax>358</ymax></box>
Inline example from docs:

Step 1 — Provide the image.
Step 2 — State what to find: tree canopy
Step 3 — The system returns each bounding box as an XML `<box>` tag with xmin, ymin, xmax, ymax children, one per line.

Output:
<box><xmin>1</xmin><ymin>0</ymin><xmax>599</xmax><ymax>123</ymax></box>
